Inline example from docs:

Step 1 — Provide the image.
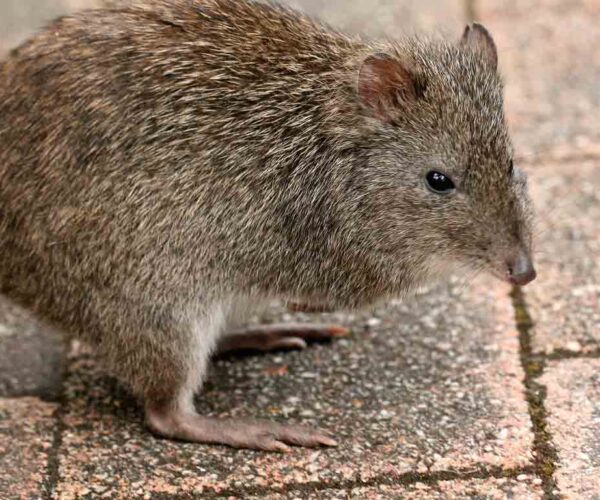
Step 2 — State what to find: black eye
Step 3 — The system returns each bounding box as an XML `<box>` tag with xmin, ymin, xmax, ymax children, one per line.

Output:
<box><xmin>425</xmin><ymin>171</ymin><xmax>455</xmax><ymax>194</ymax></box>
<box><xmin>509</xmin><ymin>159</ymin><xmax>514</xmax><ymax>177</ymax></box>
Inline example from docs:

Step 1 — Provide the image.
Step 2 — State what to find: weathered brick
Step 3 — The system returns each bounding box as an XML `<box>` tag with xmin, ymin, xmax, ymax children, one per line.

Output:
<box><xmin>260</xmin><ymin>477</ymin><xmax>543</xmax><ymax>499</ymax></box>
<box><xmin>524</xmin><ymin>159</ymin><xmax>600</xmax><ymax>354</ymax></box>
<box><xmin>478</xmin><ymin>0</ymin><xmax>600</xmax><ymax>160</ymax></box>
<box><xmin>540</xmin><ymin>359</ymin><xmax>600</xmax><ymax>498</ymax></box>
<box><xmin>0</xmin><ymin>397</ymin><xmax>58</xmax><ymax>498</ymax></box>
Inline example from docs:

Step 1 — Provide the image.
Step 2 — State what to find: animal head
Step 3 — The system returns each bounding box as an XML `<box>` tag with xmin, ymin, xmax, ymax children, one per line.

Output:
<box><xmin>351</xmin><ymin>24</ymin><xmax>535</xmax><ymax>289</ymax></box>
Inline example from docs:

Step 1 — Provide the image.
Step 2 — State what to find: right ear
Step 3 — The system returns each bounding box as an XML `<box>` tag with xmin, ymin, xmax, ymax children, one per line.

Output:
<box><xmin>357</xmin><ymin>53</ymin><xmax>417</xmax><ymax>122</ymax></box>
<box><xmin>461</xmin><ymin>23</ymin><xmax>498</xmax><ymax>70</ymax></box>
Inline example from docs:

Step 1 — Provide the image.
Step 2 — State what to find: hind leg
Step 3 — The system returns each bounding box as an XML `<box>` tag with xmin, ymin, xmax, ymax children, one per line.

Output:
<box><xmin>215</xmin><ymin>297</ymin><xmax>349</xmax><ymax>355</ymax></box>
<box><xmin>145</xmin><ymin>386</ymin><xmax>337</xmax><ymax>452</ymax></box>
<box><xmin>107</xmin><ymin>307</ymin><xmax>338</xmax><ymax>451</ymax></box>
<box><xmin>216</xmin><ymin>323</ymin><xmax>349</xmax><ymax>354</ymax></box>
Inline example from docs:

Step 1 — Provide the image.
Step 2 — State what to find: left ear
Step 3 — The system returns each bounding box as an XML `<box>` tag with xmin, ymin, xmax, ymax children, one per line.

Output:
<box><xmin>461</xmin><ymin>23</ymin><xmax>498</xmax><ymax>70</ymax></box>
<box><xmin>357</xmin><ymin>52</ymin><xmax>418</xmax><ymax>123</ymax></box>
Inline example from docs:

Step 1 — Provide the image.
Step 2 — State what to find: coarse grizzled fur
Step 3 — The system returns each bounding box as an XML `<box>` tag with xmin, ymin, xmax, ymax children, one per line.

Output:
<box><xmin>0</xmin><ymin>1</ymin><xmax>533</xmax><ymax>413</ymax></box>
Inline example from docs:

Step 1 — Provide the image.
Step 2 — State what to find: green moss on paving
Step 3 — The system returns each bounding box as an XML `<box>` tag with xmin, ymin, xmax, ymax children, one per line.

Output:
<box><xmin>511</xmin><ymin>287</ymin><xmax>560</xmax><ymax>499</ymax></box>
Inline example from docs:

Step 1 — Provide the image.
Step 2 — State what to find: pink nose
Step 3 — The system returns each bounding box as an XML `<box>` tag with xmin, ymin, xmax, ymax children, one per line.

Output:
<box><xmin>506</xmin><ymin>252</ymin><xmax>537</xmax><ymax>286</ymax></box>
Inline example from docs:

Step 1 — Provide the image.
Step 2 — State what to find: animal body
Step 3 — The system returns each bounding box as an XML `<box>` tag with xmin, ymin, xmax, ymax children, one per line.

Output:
<box><xmin>0</xmin><ymin>0</ymin><xmax>535</xmax><ymax>450</ymax></box>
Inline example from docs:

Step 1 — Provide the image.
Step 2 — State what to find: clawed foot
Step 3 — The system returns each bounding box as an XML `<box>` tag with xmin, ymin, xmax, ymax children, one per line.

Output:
<box><xmin>146</xmin><ymin>407</ymin><xmax>337</xmax><ymax>452</ymax></box>
<box><xmin>216</xmin><ymin>323</ymin><xmax>349</xmax><ymax>355</ymax></box>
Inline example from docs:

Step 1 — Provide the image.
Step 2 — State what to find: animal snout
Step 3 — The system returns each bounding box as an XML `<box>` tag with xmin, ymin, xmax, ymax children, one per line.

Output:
<box><xmin>505</xmin><ymin>251</ymin><xmax>537</xmax><ymax>286</ymax></box>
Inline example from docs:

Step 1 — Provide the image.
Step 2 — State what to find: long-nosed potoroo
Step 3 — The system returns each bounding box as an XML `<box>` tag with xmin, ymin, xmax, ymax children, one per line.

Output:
<box><xmin>0</xmin><ymin>0</ymin><xmax>535</xmax><ymax>451</ymax></box>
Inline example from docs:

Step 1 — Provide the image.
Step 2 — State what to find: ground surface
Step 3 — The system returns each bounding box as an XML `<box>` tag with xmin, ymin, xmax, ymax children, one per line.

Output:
<box><xmin>0</xmin><ymin>0</ymin><xmax>598</xmax><ymax>498</ymax></box>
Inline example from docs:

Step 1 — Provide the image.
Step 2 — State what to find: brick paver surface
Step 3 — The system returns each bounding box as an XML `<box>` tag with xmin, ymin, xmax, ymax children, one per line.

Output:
<box><xmin>526</xmin><ymin>159</ymin><xmax>600</xmax><ymax>355</ymax></box>
<box><xmin>479</xmin><ymin>1</ymin><xmax>600</xmax><ymax>498</ymax></box>
<box><xmin>260</xmin><ymin>477</ymin><xmax>543</xmax><ymax>499</ymax></box>
<box><xmin>0</xmin><ymin>397</ymin><xmax>58</xmax><ymax>498</ymax></box>
<box><xmin>0</xmin><ymin>0</ymin><xmax>598</xmax><ymax>498</ymax></box>
<box><xmin>479</xmin><ymin>0</ymin><xmax>600</xmax><ymax>161</ymax></box>
<box><xmin>540</xmin><ymin>360</ymin><xmax>600</xmax><ymax>497</ymax></box>
<box><xmin>0</xmin><ymin>297</ymin><xmax>65</xmax><ymax>399</ymax></box>
<box><xmin>286</xmin><ymin>0</ymin><xmax>465</xmax><ymax>36</ymax></box>
<box><xmin>0</xmin><ymin>0</ymin><xmax>70</xmax><ymax>56</ymax></box>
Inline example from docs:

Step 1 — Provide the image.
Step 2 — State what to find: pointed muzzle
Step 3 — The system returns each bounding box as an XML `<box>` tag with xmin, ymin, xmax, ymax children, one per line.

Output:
<box><xmin>506</xmin><ymin>251</ymin><xmax>537</xmax><ymax>286</ymax></box>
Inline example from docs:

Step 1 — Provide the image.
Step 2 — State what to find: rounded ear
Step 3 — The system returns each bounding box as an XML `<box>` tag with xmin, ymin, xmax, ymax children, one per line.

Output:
<box><xmin>461</xmin><ymin>23</ymin><xmax>498</xmax><ymax>70</ymax></box>
<box><xmin>357</xmin><ymin>53</ymin><xmax>417</xmax><ymax>122</ymax></box>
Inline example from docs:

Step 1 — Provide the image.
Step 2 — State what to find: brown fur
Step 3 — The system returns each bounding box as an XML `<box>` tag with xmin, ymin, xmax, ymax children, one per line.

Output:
<box><xmin>0</xmin><ymin>0</ymin><xmax>534</xmax><ymax>446</ymax></box>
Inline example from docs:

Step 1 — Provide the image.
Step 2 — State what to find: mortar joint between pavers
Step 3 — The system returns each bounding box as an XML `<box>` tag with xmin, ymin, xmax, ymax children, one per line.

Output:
<box><xmin>510</xmin><ymin>287</ymin><xmax>562</xmax><ymax>499</ymax></box>
<box><xmin>42</xmin><ymin>375</ymin><xmax>68</xmax><ymax>499</ymax></box>
<box><xmin>181</xmin><ymin>465</ymin><xmax>537</xmax><ymax>499</ymax></box>
<box><xmin>545</xmin><ymin>348</ymin><xmax>600</xmax><ymax>361</ymax></box>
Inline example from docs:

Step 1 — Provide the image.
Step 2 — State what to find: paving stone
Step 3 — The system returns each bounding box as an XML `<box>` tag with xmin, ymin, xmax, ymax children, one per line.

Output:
<box><xmin>540</xmin><ymin>359</ymin><xmax>600</xmax><ymax>498</ymax></box>
<box><xmin>286</xmin><ymin>0</ymin><xmax>466</xmax><ymax>37</ymax></box>
<box><xmin>478</xmin><ymin>0</ymin><xmax>600</xmax><ymax>160</ymax></box>
<box><xmin>0</xmin><ymin>297</ymin><xmax>66</xmax><ymax>399</ymax></box>
<box><xmin>54</xmin><ymin>277</ymin><xmax>532</xmax><ymax>497</ymax></box>
<box><xmin>524</xmin><ymin>159</ymin><xmax>600</xmax><ymax>354</ymax></box>
<box><xmin>0</xmin><ymin>0</ymin><xmax>101</xmax><ymax>57</ymax></box>
<box><xmin>0</xmin><ymin>396</ymin><xmax>58</xmax><ymax>499</ymax></box>
<box><xmin>259</xmin><ymin>476</ymin><xmax>543</xmax><ymax>499</ymax></box>
<box><xmin>0</xmin><ymin>0</ymin><xmax>70</xmax><ymax>57</ymax></box>
<box><xmin>0</xmin><ymin>0</ymin><xmax>466</xmax><ymax>58</ymax></box>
